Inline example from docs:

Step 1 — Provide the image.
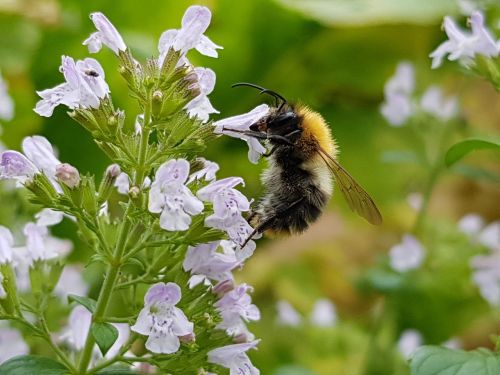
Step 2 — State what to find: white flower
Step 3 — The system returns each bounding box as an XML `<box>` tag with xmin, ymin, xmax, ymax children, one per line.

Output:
<box><xmin>420</xmin><ymin>86</ymin><xmax>459</xmax><ymax>121</ymax></box>
<box><xmin>0</xmin><ymin>325</ymin><xmax>29</xmax><ymax>363</ymax></box>
<box><xmin>22</xmin><ymin>135</ymin><xmax>61</xmax><ymax>189</ymax></box>
<box><xmin>149</xmin><ymin>159</ymin><xmax>204</xmax><ymax>231</ymax></box>
<box><xmin>23</xmin><ymin>222</ymin><xmax>72</xmax><ymax>263</ymax></box>
<box><xmin>430</xmin><ymin>11</ymin><xmax>499</xmax><ymax>69</ymax></box>
<box><xmin>276</xmin><ymin>300</ymin><xmax>301</xmax><ymax>327</ymax></box>
<box><xmin>458</xmin><ymin>213</ymin><xmax>485</xmax><ymax>237</ymax></box>
<box><xmin>214</xmin><ymin>104</ymin><xmax>269</xmax><ymax>164</ymax></box>
<box><xmin>182</xmin><ymin>241</ymin><xmax>238</xmax><ymax>288</ymax></box>
<box><xmin>380</xmin><ymin>62</ymin><xmax>415</xmax><ymax>127</ymax></box>
<box><xmin>158</xmin><ymin>5</ymin><xmax>222</xmax><ymax>62</ymax></box>
<box><xmin>34</xmin><ymin>56</ymin><xmax>110</xmax><ymax>117</ymax></box>
<box><xmin>54</xmin><ymin>265</ymin><xmax>88</xmax><ymax>299</ymax></box>
<box><xmin>207</xmin><ymin>340</ymin><xmax>260</xmax><ymax>375</ymax></box>
<box><xmin>389</xmin><ymin>234</ymin><xmax>425</xmax><ymax>272</ymax></box>
<box><xmin>0</xmin><ymin>226</ymin><xmax>14</xmax><ymax>264</ymax></box>
<box><xmin>115</xmin><ymin>172</ymin><xmax>130</xmax><ymax>195</ymax></box>
<box><xmin>131</xmin><ymin>282</ymin><xmax>194</xmax><ymax>354</ymax></box>
<box><xmin>0</xmin><ymin>273</ymin><xmax>5</xmax><ymax>299</ymax></box>
<box><xmin>185</xmin><ymin>67</ymin><xmax>219</xmax><ymax>122</ymax></box>
<box><xmin>215</xmin><ymin>284</ymin><xmax>260</xmax><ymax>340</ymax></box>
<box><xmin>83</xmin><ymin>12</ymin><xmax>127</xmax><ymax>54</ymax></box>
<box><xmin>60</xmin><ymin>305</ymin><xmax>92</xmax><ymax>351</ymax></box>
<box><xmin>310</xmin><ymin>298</ymin><xmax>337</xmax><ymax>327</ymax></box>
<box><xmin>397</xmin><ymin>329</ymin><xmax>423</xmax><ymax>359</ymax></box>
<box><xmin>187</xmin><ymin>157</ymin><xmax>219</xmax><ymax>184</ymax></box>
<box><xmin>35</xmin><ymin>208</ymin><xmax>64</xmax><ymax>227</ymax></box>
<box><xmin>0</xmin><ymin>71</ymin><xmax>14</xmax><ymax>121</ymax></box>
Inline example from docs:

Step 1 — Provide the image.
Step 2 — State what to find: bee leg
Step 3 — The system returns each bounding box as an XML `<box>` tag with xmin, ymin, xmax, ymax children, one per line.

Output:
<box><xmin>267</xmin><ymin>130</ymin><xmax>302</xmax><ymax>145</ymax></box>
<box><xmin>240</xmin><ymin>197</ymin><xmax>305</xmax><ymax>249</ymax></box>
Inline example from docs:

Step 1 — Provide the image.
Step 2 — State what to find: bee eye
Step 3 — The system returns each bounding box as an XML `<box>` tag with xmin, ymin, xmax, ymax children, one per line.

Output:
<box><xmin>268</xmin><ymin>111</ymin><xmax>298</xmax><ymax>128</ymax></box>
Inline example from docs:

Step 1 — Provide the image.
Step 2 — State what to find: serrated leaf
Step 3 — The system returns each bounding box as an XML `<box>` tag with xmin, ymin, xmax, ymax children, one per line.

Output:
<box><xmin>91</xmin><ymin>322</ymin><xmax>119</xmax><ymax>356</ymax></box>
<box><xmin>0</xmin><ymin>355</ymin><xmax>69</xmax><ymax>375</ymax></box>
<box><xmin>445</xmin><ymin>139</ymin><xmax>500</xmax><ymax>167</ymax></box>
<box><xmin>411</xmin><ymin>346</ymin><xmax>500</xmax><ymax>375</ymax></box>
<box><xmin>68</xmin><ymin>294</ymin><xmax>97</xmax><ymax>313</ymax></box>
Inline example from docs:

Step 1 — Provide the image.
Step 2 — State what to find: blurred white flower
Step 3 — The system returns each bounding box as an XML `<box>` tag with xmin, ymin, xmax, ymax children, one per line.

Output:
<box><xmin>406</xmin><ymin>193</ymin><xmax>423</xmax><ymax>211</ymax></box>
<box><xmin>35</xmin><ymin>208</ymin><xmax>64</xmax><ymax>227</ymax></box>
<box><xmin>276</xmin><ymin>300</ymin><xmax>301</xmax><ymax>327</ymax></box>
<box><xmin>54</xmin><ymin>265</ymin><xmax>89</xmax><ymax>299</ymax></box>
<box><xmin>310</xmin><ymin>298</ymin><xmax>337</xmax><ymax>327</ymax></box>
<box><xmin>0</xmin><ymin>325</ymin><xmax>29</xmax><ymax>363</ymax></box>
<box><xmin>0</xmin><ymin>226</ymin><xmax>14</xmax><ymax>264</ymax></box>
<box><xmin>389</xmin><ymin>235</ymin><xmax>425</xmax><ymax>272</ymax></box>
<box><xmin>458</xmin><ymin>213</ymin><xmax>485</xmax><ymax>237</ymax></box>
<box><xmin>60</xmin><ymin>305</ymin><xmax>92</xmax><ymax>351</ymax></box>
<box><xmin>380</xmin><ymin>62</ymin><xmax>415</xmax><ymax>127</ymax></box>
<box><xmin>420</xmin><ymin>86</ymin><xmax>459</xmax><ymax>121</ymax></box>
<box><xmin>397</xmin><ymin>329</ymin><xmax>423</xmax><ymax>359</ymax></box>
<box><xmin>442</xmin><ymin>337</ymin><xmax>462</xmax><ymax>349</ymax></box>
<box><xmin>0</xmin><ymin>71</ymin><xmax>14</xmax><ymax>121</ymax></box>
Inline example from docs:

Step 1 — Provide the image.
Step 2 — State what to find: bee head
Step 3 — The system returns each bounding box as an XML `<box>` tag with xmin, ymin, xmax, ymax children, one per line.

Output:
<box><xmin>232</xmin><ymin>82</ymin><xmax>300</xmax><ymax>135</ymax></box>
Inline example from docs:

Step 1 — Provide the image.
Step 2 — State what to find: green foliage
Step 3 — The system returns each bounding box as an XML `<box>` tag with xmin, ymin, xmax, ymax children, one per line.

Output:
<box><xmin>68</xmin><ymin>294</ymin><xmax>97</xmax><ymax>312</ymax></box>
<box><xmin>411</xmin><ymin>346</ymin><xmax>500</xmax><ymax>375</ymax></box>
<box><xmin>0</xmin><ymin>356</ymin><xmax>69</xmax><ymax>375</ymax></box>
<box><xmin>91</xmin><ymin>322</ymin><xmax>119</xmax><ymax>356</ymax></box>
<box><xmin>445</xmin><ymin>139</ymin><xmax>500</xmax><ymax>167</ymax></box>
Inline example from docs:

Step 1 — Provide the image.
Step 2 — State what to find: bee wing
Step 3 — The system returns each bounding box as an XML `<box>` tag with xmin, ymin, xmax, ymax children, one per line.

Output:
<box><xmin>318</xmin><ymin>147</ymin><xmax>383</xmax><ymax>225</ymax></box>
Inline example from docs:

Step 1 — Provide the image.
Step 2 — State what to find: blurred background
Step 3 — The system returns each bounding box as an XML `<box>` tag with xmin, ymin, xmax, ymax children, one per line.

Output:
<box><xmin>0</xmin><ymin>0</ymin><xmax>499</xmax><ymax>374</ymax></box>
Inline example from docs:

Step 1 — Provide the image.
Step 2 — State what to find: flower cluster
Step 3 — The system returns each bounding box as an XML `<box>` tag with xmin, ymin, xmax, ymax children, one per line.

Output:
<box><xmin>276</xmin><ymin>298</ymin><xmax>338</xmax><ymax>328</ymax></box>
<box><xmin>459</xmin><ymin>214</ymin><xmax>500</xmax><ymax>306</ymax></box>
<box><xmin>380</xmin><ymin>62</ymin><xmax>459</xmax><ymax>126</ymax></box>
<box><xmin>0</xmin><ymin>5</ymin><xmax>263</xmax><ymax>374</ymax></box>
<box><xmin>430</xmin><ymin>11</ymin><xmax>499</xmax><ymax>69</ymax></box>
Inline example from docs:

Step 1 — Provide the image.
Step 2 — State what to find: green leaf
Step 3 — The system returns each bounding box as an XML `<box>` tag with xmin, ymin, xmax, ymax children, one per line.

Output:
<box><xmin>96</xmin><ymin>365</ymin><xmax>137</xmax><ymax>374</ymax></box>
<box><xmin>0</xmin><ymin>355</ymin><xmax>69</xmax><ymax>375</ymax></box>
<box><xmin>91</xmin><ymin>322</ymin><xmax>119</xmax><ymax>356</ymax></box>
<box><xmin>445</xmin><ymin>139</ymin><xmax>500</xmax><ymax>167</ymax></box>
<box><xmin>411</xmin><ymin>346</ymin><xmax>500</xmax><ymax>375</ymax></box>
<box><xmin>68</xmin><ymin>294</ymin><xmax>97</xmax><ymax>313</ymax></box>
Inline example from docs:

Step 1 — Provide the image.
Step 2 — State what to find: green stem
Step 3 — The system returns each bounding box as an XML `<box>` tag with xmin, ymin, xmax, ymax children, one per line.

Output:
<box><xmin>40</xmin><ymin>316</ymin><xmax>77</xmax><ymax>373</ymax></box>
<box><xmin>413</xmin><ymin>161</ymin><xmax>442</xmax><ymax>233</ymax></box>
<box><xmin>77</xmin><ymin>207</ymin><xmax>133</xmax><ymax>374</ymax></box>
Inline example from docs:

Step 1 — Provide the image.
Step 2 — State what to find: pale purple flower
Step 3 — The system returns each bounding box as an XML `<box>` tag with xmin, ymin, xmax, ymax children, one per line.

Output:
<box><xmin>131</xmin><ymin>282</ymin><xmax>194</xmax><ymax>354</ymax></box>
<box><xmin>0</xmin><ymin>150</ymin><xmax>38</xmax><ymax>183</ymax></box>
<box><xmin>380</xmin><ymin>62</ymin><xmax>415</xmax><ymax>127</ymax></box>
<box><xmin>54</xmin><ymin>265</ymin><xmax>88</xmax><ymax>299</ymax></box>
<box><xmin>276</xmin><ymin>300</ymin><xmax>301</xmax><ymax>327</ymax></box>
<box><xmin>198</xmin><ymin>177</ymin><xmax>250</xmax><ymax>227</ymax></box>
<box><xmin>183</xmin><ymin>241</ymin><xmax>238</xmax><ymax>288</ymax></box>
<box><xmin>149</xmin><ymin>159</ymin><xmax>204</xmax><ymax>231</ymax></box>
<box><xmin>0</xmin><ymin>325</ymin><xmax>29</xmax><ymax>363</ymax></box>
<box><xmin>115</xmin><ymin>172</ymin><xmax>130</xmax><ymax>194</ymax></box>
<box><xmin>0</xmin><ymin>71</ymin><xmax>14</xmax><ymax>121</ymax></box>
<box><xmin>185</xmin><ymin>67</ymin><xmax>219</xmax><ymax>122</ymax></box>
<box><xmin>214</xmin><ymin>104</ymin><xmax>269</xmax><ymax>164</ymax></box>
<box><xmin>158</xmin><ymin>5</ymin><xmax>222</xmax><ymax>62</ymax></box>
<box><xmin>471</xmin><ymin>260</ymin><xmax>500</xmax><ymax>306</ymax></box>
<box><xmin>23</xmin><ymin>222</ymin><xmax>72</xmax><ymax>262</ymax></box>
<box><xmin>397</xmin><ymin>329</ymin><xmax>423</xmax><ymax>359</ymax></box>
<box><xmin>310</xmin><ymin>298</ymin><xmax>337</xmax><ymax>327</ymax></box>
<box><xmin>430</xmin><ymin>11</ymin><xmax>499</xmax><ymax>69</ymax></box>
<box><xmin>420</xmin><ymin>86</ymin><xmax>459</xmax><ymax>121</ymax></box>
<box><xmin>22</xmin><ymin>136</ymin><xmax>61</xmax><ymax>186</ymax></box>
<box><xmin>34</xmin><ymin>56</ymin><xmax>109</xmax><ymax>117</ymax></box>
<box><xmin>478</xmin><ymin>221</ymin><xmax>500</xmax><ymax>251</ymax></box>
<box><xmin>35</xmin><ymin>208</ymin><xmax>64</xmax><ymax>227</ymax></box>
<box><xmin>83</xmin><ymin>12</ymin><xmax>127</xmax><ymax>54</ymax></box>
<box><xmin>207</xmin><ymin>340</ymin><xmax>260</xmax><ymax>375</ymax></box>
<box><xmin>0</xmin><ymin>226</ymin><xmax>14</xmax><ymax>264</ymax></box>
<box><xmin>187</xmin><ymin>157</ymin><xmax>219</xmax><ymax>183</ymax></box>
<box><xmin>215</xmin><ymin>284</ymin><xmax>260</xmax><ymax>339</ymax></box>
<box><xmin>389</xmin><ymin>234</ymin><xmax>425</xmax><ymax>272</ymax></box>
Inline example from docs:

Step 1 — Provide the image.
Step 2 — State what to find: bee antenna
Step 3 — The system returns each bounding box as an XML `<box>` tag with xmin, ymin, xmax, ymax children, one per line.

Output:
<box><xmin>232</xmin><ymin>82</ymin><xmax>288</xmax><ymax>108</ymax></box>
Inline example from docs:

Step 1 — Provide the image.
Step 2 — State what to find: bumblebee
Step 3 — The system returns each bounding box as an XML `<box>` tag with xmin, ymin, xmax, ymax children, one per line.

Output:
<box><xmin>227</xmin><ymin>83</ymin><xmax>382</xmax><ymax>247</ymax></box>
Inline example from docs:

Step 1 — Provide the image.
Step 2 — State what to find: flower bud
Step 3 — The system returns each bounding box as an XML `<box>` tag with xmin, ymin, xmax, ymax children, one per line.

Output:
<box><xmin>212</xmin><ymin>279</ymin><xmax>234</xmax><ymax>298</ymax></box>
<box><xmin>55</xmin><ymin>163</ymin><xmax>81</xmax><ymax>189</ymax></box>
<box><xmin>179</xmin><ymin>332</ymin><xmax>196</xmax><ymax>344</ymax></box>
<box><xmin>152</xmin><ymin>90</ymin><xmax>164</xmax><ymax>117</ymax></box>
<box><xmin>129</xmin><ymin>186</ymin><xmax>141</xmax><ymax>199</ymax></box>
<box><xmin>98</xmin><ymin>164</ymin><xmax>121</xmax><ymax>204</ymax></box>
